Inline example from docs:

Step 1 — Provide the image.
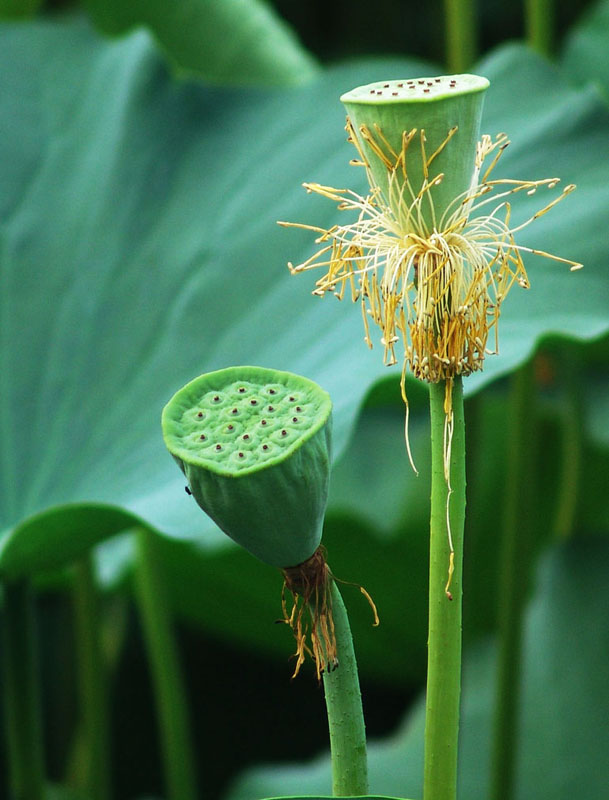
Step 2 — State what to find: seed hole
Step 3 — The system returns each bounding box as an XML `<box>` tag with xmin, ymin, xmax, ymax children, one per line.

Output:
<box><xmin>227</xmin><ymin>425</ymin><xmax>234</xmax><ymax>431</ymax></box>
<box><xmin>197</xmin><ymin>411</ymin><xmax>203</xmax><ymax>418</ymax></box>
<box><xmin>238</xmin><ymin>452</ymin><xmax>244</xmax><ymax>458</ymax></box>
<box><xmin>231</xmin><ymin>408</ymin><xmax>238</xmax><ymax>415</ymax></box>
<box><xmin>268</xmin><ymin>405</ymin><xmax>275</xmax><ymax>411</ymax></box>
<box><xmin>261</xmin><ymin>420</ymin><xmax>267</xmax><ymax>426</ymax></box>
<box><xmin>199</xmin><ymin>434</ymin><xmax>206</xmax><ymax>441</ymax></box>
<box><xmin>243</xmin><ymin>434</ymin><xmax>250</xmax><ymax>441</ymax></box>
<box><xmin>213</xmin><ymin>395</ymin><xmax>220</xmax><ymax>402</ymax></box>
<box><xmin>289</xmin><ymin>396</ymin><xmax>295</xmax><ymax>401</ymax></box>
<box><xmin>281</xmin><ymin>430</ymin><xmax>287</xmax><ymax>436</ymax></box>
<box><xmin>185</xmin><ymin>486</ymin><xmax>192</xmax><ymax>495</ymax></box>
<box><xmin>250</xmin><ymin>399</ymin><xmax>257</xmax><ymax>406</ymax></box>
<box><xmin>296</xmin><ymin>406</ymin><xmax>302</xmax><ymax>412</ymax></box>
<box><xmin>238</xmin><ymin>387</ymin><xmax>246</xmax><ymax>393</ymax></box>
<box><xmin>269</xmin><ymin>388</ymin><xmax>277</xmax><ymax>395</ymax></box>
<box><xmin>262</xmin><ymin>444</ymin><xmax>269</xmax><ymax>451</ymax></box>
<box><xmin>215</xmin><ymin>444</ymin><xmax>222</xmax><ymax>451</ymax></box>
<box><xmin>292</xmin><ymin>417</ymin><xmax>298</xmax><ymax>423</ymax></box>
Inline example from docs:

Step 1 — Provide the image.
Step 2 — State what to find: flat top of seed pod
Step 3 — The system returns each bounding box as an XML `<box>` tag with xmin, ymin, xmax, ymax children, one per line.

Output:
<box><xmin>162</xmin><ymin>366</ymin><xmax>332</xmax><ymax>477</ymax></box>
<box><xmin>340</xmin><ymin>74</ymin><xmax>489</xmax><ymax>104</ymax></box>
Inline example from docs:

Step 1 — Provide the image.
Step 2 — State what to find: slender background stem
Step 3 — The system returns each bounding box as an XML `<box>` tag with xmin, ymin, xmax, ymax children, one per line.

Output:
<box><xmin>424</xmin><ymin>378</ymin><xmax>467</xmax><ymax>800</ymax></box>
<box><xmin>552</xmin><ymin>354</ymin><xmax>582</xmax><ymax>541</ymax></box>
<box><xmin>525</xmin><ymin>0</ymin><xmax>554</xmax><ymax>56</ymax></box>
<box><xmin>134</xmin><ymin>528</ymin><xmax>198</xmax><ymax>800</ymax></box>
<box><xmin>322</xmin><ymin>580</ymin><xmax>369</xmax><ymax>797</ymax></box>
<box><xmin>444</xmin><ymin>0</ymin><xmax>477</xmax><ymax>73</ymax></box>
<box><xmin>72</xmin><ymin>554</ymin><xmax>112</xmax><ymax>800</ymax></box>
<box><xmin>490</xmin><ymin>363</ymin><xmax>536</xmax><ymax>800</ymax></box>
<box><xmin>1</xmin><ymin>579</ymin><xmax>46</xmax><ymax>800</ymax></box>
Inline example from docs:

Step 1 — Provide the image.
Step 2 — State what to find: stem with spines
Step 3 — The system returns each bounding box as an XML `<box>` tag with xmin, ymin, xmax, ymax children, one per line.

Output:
<box><xmin>322</xmin><ymin>579</ymin><xmax>368</xmax><ymax>796</ymax></box>
<box><xmin>424</xmin><ymin>378</ymin><xmax>466</xmax><ymax>800</ymax></box>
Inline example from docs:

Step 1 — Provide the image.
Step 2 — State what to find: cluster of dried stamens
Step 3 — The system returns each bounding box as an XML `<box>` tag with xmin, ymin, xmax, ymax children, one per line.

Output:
<box><xmin>280</xmin><ymin>118</ymin><xmax>581</xmax><ymax>427</ymax></box>
<box><xmin>280</xmin><ymin>547</ymin><xmax>338</xmax><ymax>680</ymax></box>
<box><xmin>280</xmin><ymin>546</ymin><xmax>379</xmax><ymax>678</ymax></box>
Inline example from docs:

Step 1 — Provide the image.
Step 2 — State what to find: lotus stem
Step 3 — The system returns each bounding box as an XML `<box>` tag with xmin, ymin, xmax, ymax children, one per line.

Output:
<box><xmin>424</xmin><ymin>378</ymin><xmax>466</xmax><ymax>800</ymax></box>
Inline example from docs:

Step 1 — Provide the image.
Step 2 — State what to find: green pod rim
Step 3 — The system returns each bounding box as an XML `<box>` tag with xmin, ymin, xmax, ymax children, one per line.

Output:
<box><xmin>341</xmin><ymin>74</ymin><xmax>489</xmax><ymax>227</ymax></box>
<box><xmin>161</xmin><ymin>366</ymin><xmax>332</xmax><ymax>568</ymax></box>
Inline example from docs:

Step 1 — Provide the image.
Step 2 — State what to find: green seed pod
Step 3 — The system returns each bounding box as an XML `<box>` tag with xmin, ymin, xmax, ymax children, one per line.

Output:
<box><xmin>161</xmin><ymin>366</ymin><xmax>332</xmax><ymax>568</ymax></box>
<box><xmin>340</xmin><ymin>74</ymin><xmax>489</xmax><ymax>226</ymax></box>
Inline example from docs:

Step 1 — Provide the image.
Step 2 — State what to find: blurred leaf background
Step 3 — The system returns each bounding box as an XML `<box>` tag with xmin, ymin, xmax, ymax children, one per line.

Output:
<box><xmin>1</xmin><ymin>0</ymin><xmax>608</xmax><ymax>798</ymax></box>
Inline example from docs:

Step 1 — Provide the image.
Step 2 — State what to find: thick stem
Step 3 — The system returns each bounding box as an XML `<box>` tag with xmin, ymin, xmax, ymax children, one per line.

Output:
<box><xmin>490</xmin><ymin>364</ymin><xmax>535</xmax><ymax>800</ymax></box>
<box><xmin>72</xmin><ymin>555</ymin><xmax>111</xmax><ymax>800</ymax></box>
<box><xmin>525</xmin><ymin>0</ymin><xmax>554</xmax><ymax>56</ymax></box>
<box><xmin>322</xmin><ymin>580</ymin><xmax>368</xmax><ymax>797</ymax></box>
<box><xmin>424</xmin><ymin>378</ymin><xmax>466</xmax><ymax>800</ymax></box>
<box><xmin>1</xmin><ymin>580</ymin><xmax>46</xmax><ymax>800</ymax></box>
<box><xmin>444</xmin><ymin>0</ymin><xmax>477</xmax><ymax>73</ymax></box>
<box><xmin>134</xmin><ymin>528</ymin><xmax>198</xmax><ymax>800</ymax></box>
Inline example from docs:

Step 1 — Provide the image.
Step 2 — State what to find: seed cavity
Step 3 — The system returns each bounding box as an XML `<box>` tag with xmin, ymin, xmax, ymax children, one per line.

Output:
<box><xmin>197</xmin><ymin>411</ymin><xmax>203</xmax><ymax>418</ymax></box>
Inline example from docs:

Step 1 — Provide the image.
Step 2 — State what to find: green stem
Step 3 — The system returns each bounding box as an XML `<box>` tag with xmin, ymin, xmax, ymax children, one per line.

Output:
<box><xmin>552</xmin><ymin>357</ymin><xmax>582</xmax><ymax>541</ymax></box>
<box><xmin>490</xmin><ymin>364</ymin><xmax>535</xmax><ymax>800</ymax></box>
<box><xmin>134</xmin><ymin>528</ymin><xmax>198</xmax><ymax>800</ymax></box>
<box><xmin>1</xmin><ymin>580</ymin><xmax>46</xmax><ymax>800</ymax></box>
<box><xmin>72</xmin><ymin>555</ymin><xmax>111</xmax><ymax>800</ymax></box>
<box><xmin>444</xmin><ymin>0</ymin><xmax>477</xmax><ymax>73</ymax></box>
<box><xmin>525</xmin><ymin>0</ymin><xmax>554</xmax><ymax>57</ymax></box>
<box><xmin>322</xmin><ymin>580</ymin><xmax>368</xmax><ymax>796</ymax></box>
<box><xmin>424</xmin><ymin>378</ymin><xmax>466</xmax><ymax>800</ymax></box>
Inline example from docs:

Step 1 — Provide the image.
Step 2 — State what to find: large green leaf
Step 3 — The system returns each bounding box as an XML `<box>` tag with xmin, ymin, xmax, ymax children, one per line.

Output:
<box><xmin>1</xmin><ymin>20</ymin><xmax>609</xmax><ymax>579</ymax></box>
<box><xmin>81</xmin><ymin>0</ymin><xmax>318</xmax><ymax>86</ymax></box>
<box><xmin>562</xmin><ymin>0</ymin><xmax>609</xmax><ymax>97</ymax></box>
<box><xmin>226</xmin><ymin>537</ymin><xmax>609</xmax><ymax>799</ymax></box>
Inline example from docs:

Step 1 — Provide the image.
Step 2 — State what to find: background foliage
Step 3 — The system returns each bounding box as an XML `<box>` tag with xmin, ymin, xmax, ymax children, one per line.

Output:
<box><xmin>1</xmin><ymin>0</ymin><xmax>608</xmax><ymax>798</ymax></box>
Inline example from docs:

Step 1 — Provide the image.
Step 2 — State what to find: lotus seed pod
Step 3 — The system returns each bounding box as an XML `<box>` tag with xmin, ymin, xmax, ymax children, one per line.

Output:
<box><xmin>162</xmin><ymin>366</ymin><xmax>332</xmax><ymax>568</ymax></box>
<box><xmin>340</xmin><ymin>74</ymin><xmax>489</xmax><ymax>226</ymax></box>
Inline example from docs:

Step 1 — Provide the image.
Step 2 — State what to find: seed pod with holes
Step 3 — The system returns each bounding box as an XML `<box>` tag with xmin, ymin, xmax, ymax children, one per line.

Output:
<box><xmin>161</xmin><ymin>366</ymin><xmax>332</xmax><ymax>568</ymax></box>
<box><xmin>341</xmin><ymin>74</ymin><xmax>489</xmax><ymax>227</ymax></box>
